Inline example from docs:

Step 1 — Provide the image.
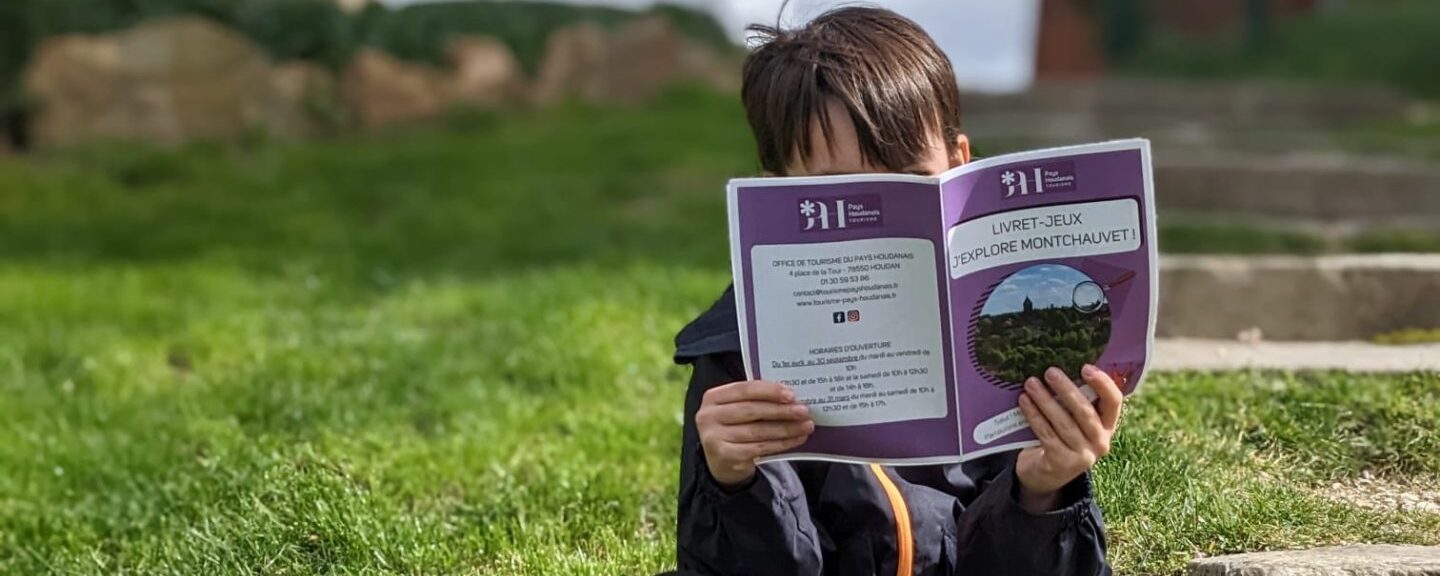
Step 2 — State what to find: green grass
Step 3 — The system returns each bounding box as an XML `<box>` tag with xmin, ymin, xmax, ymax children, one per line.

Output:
<box><xmin>1348</xmin><ymin>228</ymin><xmax>1440</xmax><ymax>254</ymax></box>
<box><xmin>1159</xmin><ymin>222</ymin><xmax>1328</xmax><ymax>255</ymax></box>
<box><xmin>0</xmin><ymin>89</ymin><xmax>747</xmax><ymax>276</ymax></box>
<box><xmin>1160</xmin><ymin>221</ymin><xmax>1440</xmax><ymax>255</ymax></box>
<box><xmin>1340</xmin><ymin>115</ymin><xmax>1440</xmax><ymax>162</ymax></box>
<box><xmin>1118</xmin><ymin>0</ymin><xmax>1440</xmax><ymax>99</ymax></box>
<box><xmin>1373</xmin><ymin>328</ymin><xmax>1440</xmax><ymax>345</ymax></box>
<box><xmin>1103</xmin><ymin>372</ymin><xmax>1440</xmax><ymax>573</ymax></box>
<box><xmin>1</xmin><ymin>89</ymin><xmax>1437</xmax><ymax>575</ymax></box>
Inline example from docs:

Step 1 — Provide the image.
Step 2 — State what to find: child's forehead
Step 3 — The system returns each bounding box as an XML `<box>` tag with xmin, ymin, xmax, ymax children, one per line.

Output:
<box><xmin>787</xmin><ymin>100</ymin><xmax>947</xmax><ymax>176</ymax></box>
<box><xmin>791</xmin><ymin>102</ymin><xmax>869</xmax><ymax>175</ymax></box>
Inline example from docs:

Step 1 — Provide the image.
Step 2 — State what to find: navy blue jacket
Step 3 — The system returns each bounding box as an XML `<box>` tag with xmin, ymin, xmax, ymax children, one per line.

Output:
<box><xmin>674</xmin><ymin>286</ymin><xmax>1112</xmax><ymax>576</ymax></box>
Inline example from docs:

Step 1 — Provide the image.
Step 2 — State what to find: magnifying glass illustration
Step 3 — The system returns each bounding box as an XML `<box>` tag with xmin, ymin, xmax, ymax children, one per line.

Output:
<box><xmin>1072</xmin><ymin>270</ymin><xmax>1136</xmax><ymax>314</ymax></box>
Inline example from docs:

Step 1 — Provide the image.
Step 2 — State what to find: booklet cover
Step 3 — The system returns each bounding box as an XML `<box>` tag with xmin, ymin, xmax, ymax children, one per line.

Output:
<box><xmin>727</xmin><ymin>139</ymin><xmax>1157</xmax><ymax>464</ymax></box>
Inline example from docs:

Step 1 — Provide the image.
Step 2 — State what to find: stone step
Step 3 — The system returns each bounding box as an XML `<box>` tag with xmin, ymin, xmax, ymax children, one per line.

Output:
<box><xmin>1188</xmin><ymin>545</ymin><xmax>1440</xmax><ymax>576</ymax></box>
<box><xmin>1152</xmin><ymin>339</ymin><xmax>1440</xmax><ymax>372</ymax></box>
<box><xmin>970</xmin><ymin>146</ymin><xmax>1440</xmax><ymax>228</ymax></box>
<box><xmin>974</xmin><ymin>129</ymin><xmax>1357</xmax><ymax>159</ymax></box>
<box><xmin>1159</xmin><ymin>255</ymin><xmax>1440</xmax><ymax>340</ymax></box>
<box><xmin>1154</xmin><ymin>154</ymin><xmax>1440</xmax><ymax>227</ymax></box>
<box><xmin>966</xmin><ymin>79</ymin><xmax>1412</xmax><ymax>130</ymax></box>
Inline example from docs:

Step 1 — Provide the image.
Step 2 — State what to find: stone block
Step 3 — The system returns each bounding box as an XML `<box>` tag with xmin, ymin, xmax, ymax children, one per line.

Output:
<box><xmin>1159</xmin><ymin>255</ymin><xmax>1440</xmax><ymax>340</ymax></box>
<box><xmin>1188</xmin><ymin>545</ymin><xmax>1440</xmax><ymax>576</ymax></box>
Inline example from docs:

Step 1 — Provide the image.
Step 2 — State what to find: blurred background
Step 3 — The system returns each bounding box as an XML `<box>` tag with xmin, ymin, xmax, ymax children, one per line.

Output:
<box><xmin>0</xmin><ymin>1</ymin><xmax>1437</xmax><ymax>574</ymax></box>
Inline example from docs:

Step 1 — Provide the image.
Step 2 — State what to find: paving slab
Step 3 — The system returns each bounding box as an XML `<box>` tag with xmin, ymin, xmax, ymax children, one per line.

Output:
<box><xmin>1188</xmin><ymin>544</ymin><xmax>1440</xmax><ymax>576</ymax></box>
<box><xmin>1154</xmin><ymin>339</ymin><xmax>1440</xmax><ymax>372</ymax></box>
<box><xmin>1154</xmin><ymin>154</ymin><xmax>1440</xmax><ymax>227</ymax></box>
<box><xmin>965</xmin><ymin>79</ymin><xmax>1411</xmax><ymax>135</ymax></box>
<box><xmin>1159</xmin><ymin>255</ymin><xmax>1440</xmax><ymax>341</ymax></box>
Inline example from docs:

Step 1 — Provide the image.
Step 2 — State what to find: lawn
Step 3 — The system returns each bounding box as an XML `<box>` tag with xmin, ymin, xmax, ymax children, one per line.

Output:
<box><xmin>1158</xmin><ymin>220</ymin><xmax>1440</xmax><ymax>255</ymax></box>
<box><xmin>1</xmin><ymin>89</ymin><xmax>1437</xmax><ymax>575</ymax></box>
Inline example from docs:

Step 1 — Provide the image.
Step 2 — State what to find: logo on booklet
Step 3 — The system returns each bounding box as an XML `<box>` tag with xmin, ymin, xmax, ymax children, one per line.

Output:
<box><xmin>1001</xmin><ymin>161</ymin><xmax>1077</xmax><ymax>198</ymax></box>
<box><xmin>799</xmin><ymin>195</ymin><xmax>883</xmax><ymax>231</ymax></box>
<box><xmin>831</xmin><ymin>310</ymin><xmax>861</xmax><ymax>324</ymax></box>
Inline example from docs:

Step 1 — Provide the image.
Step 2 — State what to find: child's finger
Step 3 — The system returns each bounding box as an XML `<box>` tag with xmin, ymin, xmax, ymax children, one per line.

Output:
<box><xmin>714</xmin><ymin>401</ymin><xmax>810</xmax><ymax>425</ymax></box>
<box><xmin>1019</xmin><ymin>394</ymin><xmax>1063</xmax><ymax>451</ymax></box>
<box><xmin>726</xmin><ymin>420</ymin><xmax>815</xmax><ymax>443</ymax></box>
<box><xmin>1024</xmin><ymin>377</ymin><xmax>1088</xmax><ymax>452</ymax></box>
<box><xmin>1082</xmin><ymin>364</ymin><xmax>1124</xmax><ymax>431</ymax></box>
<box><xmin>746</xmin><ymin>434</ymin><xmax>811</xmax><ymax>459</ymax></box>
<box><xmin>1044</xmin><ymin>367</ymin><xmax>1105</xmax><ymax>443</ymax></box>
<box><xmin>706</xmin><ymin>380</ymin><xmax>794</xmax><ymax>405</ymax></box>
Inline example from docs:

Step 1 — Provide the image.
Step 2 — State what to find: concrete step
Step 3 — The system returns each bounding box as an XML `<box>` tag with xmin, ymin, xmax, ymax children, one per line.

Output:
<box><xmin>1153</xmin><ymin>339</ymin><xmax>1440</xmax><ymax>372</ymax></box>
<box><xmin>966</xmin><ymin>79</ymin><xmax>1413</xmax><ymax>133</ymax></box>
<box><xmin>1159</xmin><ymin>255</ymin><xmax>1440</xmax><ymax>340</ymax></box>
<box><xmin>1155</xmin><ymin>154</ymin><xmax>1440</xmax><ymax>228</ymax></box>
<box><xmin>1188</xmin><ymin>545</ymin><xmax>1440</xmax><ymax>576</ymax></box>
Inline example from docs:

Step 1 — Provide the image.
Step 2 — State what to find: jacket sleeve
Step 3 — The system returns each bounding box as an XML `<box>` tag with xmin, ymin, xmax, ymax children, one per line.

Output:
<box><xmin>952</xmin><ymin>452</ymin><xmax>1111</xmax><ymax>576</ymax></box>
<box><xmin>676</xmin><ymin>353</ymin><xmax>823</xmax><ymax>576</ymax></box>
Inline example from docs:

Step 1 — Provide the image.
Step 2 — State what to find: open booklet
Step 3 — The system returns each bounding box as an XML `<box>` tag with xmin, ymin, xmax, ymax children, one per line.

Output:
<box><xmin>728</xmin><ymin>139</ymin><xmax>1157</xmax><ymax>465</ymax></box>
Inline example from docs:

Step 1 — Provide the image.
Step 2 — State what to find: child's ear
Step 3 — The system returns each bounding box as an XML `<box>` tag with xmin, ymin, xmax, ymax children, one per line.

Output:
<box><xmin>950</xmin><ymin>134</ymin><xmax>972</xmax><ymax>167</ymax></box>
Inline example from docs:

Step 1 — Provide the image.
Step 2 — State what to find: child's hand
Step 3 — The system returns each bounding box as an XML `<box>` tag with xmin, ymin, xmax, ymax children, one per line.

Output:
<box><xmin>696</xmin><ymin>380</ymin><xmax>815</xmax><ymax>489</ymax></box>
<box><xmin>1014</xmin><ymin>364</ymin><xmax>1123</xmax><ymax>513</ymax></box>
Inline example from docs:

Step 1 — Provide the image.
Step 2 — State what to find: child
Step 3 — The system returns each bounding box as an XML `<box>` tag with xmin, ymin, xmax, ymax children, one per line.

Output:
<box><xmin>672</xmin><ymin>7</ymin><xmax>1124</xmax><ymax>575</ymax></box>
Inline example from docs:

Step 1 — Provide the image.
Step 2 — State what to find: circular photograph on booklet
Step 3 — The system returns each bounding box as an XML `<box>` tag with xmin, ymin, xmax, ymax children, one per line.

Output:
<box><xmin>973</xmin><ymin>263</ymin><xmax>1114</xmax><ymax>387</ymax></box>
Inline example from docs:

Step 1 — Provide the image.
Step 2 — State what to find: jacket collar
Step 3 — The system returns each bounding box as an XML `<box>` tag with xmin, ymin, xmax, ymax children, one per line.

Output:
<box><xmin>673</xmin><ymin>284</ymin><xmax>741</xmax><ymax>364</ymax></box>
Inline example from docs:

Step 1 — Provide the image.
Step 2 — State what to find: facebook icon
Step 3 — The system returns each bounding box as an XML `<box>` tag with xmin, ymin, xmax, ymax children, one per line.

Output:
<box><xmin>832</xmin><ymin>311</ymin><xmax>847</xmax><ymax>324</ymax></box>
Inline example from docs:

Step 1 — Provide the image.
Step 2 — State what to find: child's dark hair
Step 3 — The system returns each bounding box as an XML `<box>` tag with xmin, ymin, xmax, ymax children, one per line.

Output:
<box><xmin>742</xmin><ymin>6</ymin><xmax>964</xmax><ymax>175</ymax></box>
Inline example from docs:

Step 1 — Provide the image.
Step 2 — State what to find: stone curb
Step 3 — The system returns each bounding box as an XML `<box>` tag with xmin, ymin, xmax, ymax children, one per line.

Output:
<box><xmin>1187</xmin><ymin>544</ymin><xmax>1440</xmax><ymax>576</ymax></box>
<box><xmin>1153</xmin><ymin>339</ymin><xmax>1440</xmax><ymax>373</ymax></box>
<box><xmin>1159</xmin><ymin>255</ymin><xmax>1440</xmax><ymax>340</ymax></box>
<box><xmin>1155</xmin><ymin>155</ymin><xmax>1440</xmax><ymax>226</ymax></box>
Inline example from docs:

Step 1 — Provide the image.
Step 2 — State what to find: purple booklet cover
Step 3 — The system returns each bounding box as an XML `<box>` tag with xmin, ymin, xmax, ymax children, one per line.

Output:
<box><xmin>728</xmin><ymin>139</ymin><xmax>1157</xmax><ymax>464</ymax></box>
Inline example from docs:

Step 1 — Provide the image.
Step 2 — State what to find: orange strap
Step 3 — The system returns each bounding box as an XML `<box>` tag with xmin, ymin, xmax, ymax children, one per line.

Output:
<box><xmin>869</xmin><ymin>464</ymin><xmax>914</xmax><ymax>576</ymax></box>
